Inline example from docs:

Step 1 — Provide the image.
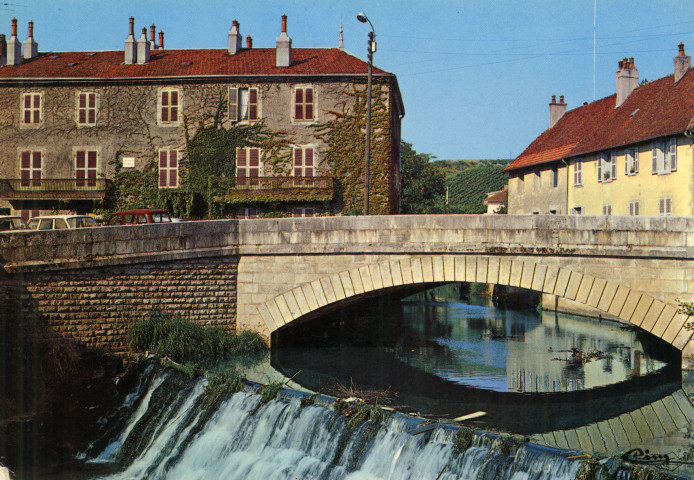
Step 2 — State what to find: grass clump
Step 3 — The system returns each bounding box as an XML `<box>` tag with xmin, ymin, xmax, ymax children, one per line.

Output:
<box><xmin>301</xmin><ymin>393</ymin><xmax>317</xmax><ymax>407</ymax></box>
<box><xmin>127</xmin><ymin>311</ymin><xmax>267</xmax><ymax>363</ymax></box>
<box><xmin>200</xmin><ymin>368</ymin><xmax>245</xmax><ymax>409</ymax></box>
<box><xmin>452</xmin><ymin>427</ymin><xmax>475</xmax><ymax>455</ymax></box>
<box><xmin>334</xmin><ymin>399</ymin><xmax>388</xmax><ymax>431</ymax></box>
<box><xmin>258</xmin><ymin>381</ymin><xmax>284</xmax><ymax>403</ymax></box>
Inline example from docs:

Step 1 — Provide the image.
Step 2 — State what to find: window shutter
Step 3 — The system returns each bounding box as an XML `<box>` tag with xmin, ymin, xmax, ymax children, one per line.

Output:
<box><xmin>294</xmin><ymin>147</ymin><xmax>302</xmax><ymax>177</ymax></box>
<box><xmin>21</xmin><ymin>151</ymin><xmax>30</xmax><ymax>169</ymax></box>
<box><xmin>169</xmin><ymin>151</ymin><xmax>178</xmax><ymax>187</ymax></box>
<box><xmin>305</xmin><ymin>88</ymin><xmax>314</xmax><ymax>120</ymax></box>
<box><xmin>229</xmin><ymin>88</ymin><xmax>238</xmax><ymax>122</ymax></box>
<box><xmin>669</xmin><ymin>138</ymin><xmax>677</xmax><ymax>172</ymax></box>
<box><xmin>161</xmin><ymin>91</ymin><xmax>169</xmax><ymax>122</ymax></box>
<box><xmin>237</xmin><ymin>148</ymin><xmax>246</xmax><ymax>167</ymax></box>
<box><xmin>634</xmin><ymin>149</ymin><xmax>639</xmax><ymax>173</ymax></box>
<box><xmin>295</xmin><ymin>88</ymin><xmax>304</xmax><ymax>120</ymax></box>
<box><xmin>611</xmin><ymin>151</ymin><xmax>617</xmax><ymax>180</ymax></box>
<box><xmin>76</xmin><ymin>151</ymin><xmax>85</xmax><ymax>169</ymax></box>
<box><xmin>249</xmin><ymin>88</ymin><xmax>258</xmax><ymax>120</ymax></box>
<box><xmin>159</xmin><ymin>151</ymin><xmax>167</xmax><ymax>187</ymax></box>
<box><xmin>170</xmin><ymin>91</ymin><xmax>178</xmax><ymax>122</ymax></box>
<box><xmin>597</xmin><ymin>155</ymin><xmax>602</xmax><ymax>183</ymax></box>
<box><xmin>625</xmin><ymin>151</ymin><xmax>629</xmax><ymax>175</ymax></box>
<box><xmin>652</xmin><ymin>143</ymin><xmax>658</xmax><ymax>174</ymax></box>
<box><xmin>305</xmin><ymin>148</ymin><xmax>314</xmax><ymax>176</ymax></box>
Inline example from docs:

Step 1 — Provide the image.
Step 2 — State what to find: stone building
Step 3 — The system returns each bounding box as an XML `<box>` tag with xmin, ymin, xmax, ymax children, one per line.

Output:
<box><xmin>507</xmin><ymin>44</ymin><xmax>694</xmax><ymax>216</ymax></box>
<box><xmin>0</xmin><ymin>15</ymin><xmax>404</xmax><ymax>219</ymax></box>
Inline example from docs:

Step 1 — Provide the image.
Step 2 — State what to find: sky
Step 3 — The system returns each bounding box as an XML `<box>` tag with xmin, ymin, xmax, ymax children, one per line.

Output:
<box><xmin>3</xmin><ymin>0</ymin><xmax>693</xmax><ymax>161</ymax></box>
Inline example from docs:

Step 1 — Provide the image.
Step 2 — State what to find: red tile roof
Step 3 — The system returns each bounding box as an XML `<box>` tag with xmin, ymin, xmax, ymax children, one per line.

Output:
<box><xmin>0</xmin><ymin>48</ymin><xmax>393</xmax><ymax>80</ymax></box>
<box><xmin>483</xmin><ymin>187</ymin><xmax>508</xmax><ymax>205</ymax></box>
<box><xmin>506</xmin><ymin>68</ymin><xmax>694</xmax><ymax>171</ymax></box>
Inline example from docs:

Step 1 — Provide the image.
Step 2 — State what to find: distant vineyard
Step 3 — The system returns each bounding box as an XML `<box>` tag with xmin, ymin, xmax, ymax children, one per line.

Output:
<box><xmin>445</xmin><ymin>164</ymin><xmax>508</xmax><ymax>213</ymax></box>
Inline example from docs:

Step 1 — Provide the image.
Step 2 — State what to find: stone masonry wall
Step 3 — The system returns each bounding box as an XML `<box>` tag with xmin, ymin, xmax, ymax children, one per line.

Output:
<box><xmin>4</xmin><ymin>256</ymin><xmax>238</xmax><ymax>356</ymax></box>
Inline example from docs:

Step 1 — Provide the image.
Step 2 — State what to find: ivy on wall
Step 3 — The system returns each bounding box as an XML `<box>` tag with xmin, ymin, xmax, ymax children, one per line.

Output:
<box><xmin>314</xmin><ymin>82</ymin><xmax>392</xmax><ymax>215</ymax></box>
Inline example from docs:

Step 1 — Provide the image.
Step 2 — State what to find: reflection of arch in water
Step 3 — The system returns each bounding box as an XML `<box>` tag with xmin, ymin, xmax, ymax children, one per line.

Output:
<box><xmin>530</xmin><ymin>389</ymin><xmax>694</xmax><ymax>456</ymax></box>
<box><xmin>260</xmin><ymin>256</ymin><xmax>693</xmax><ymax>356</ymax></box>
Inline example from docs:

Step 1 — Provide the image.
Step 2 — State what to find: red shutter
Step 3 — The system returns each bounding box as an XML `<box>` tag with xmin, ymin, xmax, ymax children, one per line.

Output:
<box><xmin>88</xmin><ymin>151</ymin><xmax>97</xmax><ymax>168</ymax></box>
<box><xmin>33</xmin><ymin>94</ymin><xmax>40</xmax><ymax>108</ymax></box>
<box><xmin>294</xmin><ymin>148</ymin><xmax>302</xmax><ymax>166</ymax></box>
<box><xmin>76</xmin><ymin>151</ymin><xmax>85</xmax><ymax>169</ymax></box>
<box><xmin>79</xmin><ymin>93</ymin><xmax>86</xmax><ymax>108</ymax></box>
<box><xmin>305</xmin><ymin>88</ymin><xmax>313</xmax><ymax>119</ymax></box>
<box><xmin>21</xmin><ymin>151</ymin><xmax>30</xmax><ymax>169</ymax></box>
<box><xmin>171</xmin><ymin>91</ymin><xmax>178</xmax><ymax>122</ymax></box>
<box><xmin>88</xmin><ymin>93</ymin><xmax>95</xmax><ymax>108</ymax></box>
<box><xmin>161</xmin><ymin>91</ymin><xmax>169</xmax><ymax>122</ymax></box>
<box><xmin>32</xmin><ymin>152</ymin><xmax>41</xmax><ymax>169</ymax></box>
<box><xmin>295</xmin><ymin>88</ymin><xmax>303</xmax><ymax>120</ymax></box>
<box><xmin>24</xmin><ymin>95</ymin><xmax>31</xmax><ymax>108</ymax></box>
<box><xmin>249</xmin><ymin>148</ymin><xmax>259</xmax><ymax>167</ymax></box>
<box><xmin>237</xmin><ymin>148</ymin><xmax>246</xmax><ymax>167</ymax></box>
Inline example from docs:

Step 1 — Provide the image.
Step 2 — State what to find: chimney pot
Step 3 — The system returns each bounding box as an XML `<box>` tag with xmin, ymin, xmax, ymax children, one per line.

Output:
<box><xmin>549</xmin><ymin>94</ymin><xmax>567</xmax><ymax>128</ymax></box>
<box><xmin>674</xmin><ymin>42</ymin><xmax>691</xmax><ymax>82</ymax></box>
<box><xmin>22</xmin><ymin>20</ymin><xmax>37</xmax><ymax>59</ymax></box>
<box><xmin>618</xmin><ymin>59</ymin><xmax>623</xmax><ymax>70</ymax></box>
<box><xmin>7</xmin><ymin>18</ymin><xmax>20</xmax><ymax>65</ymax></box>
<box><xmin>228</xmin><ymin>20</ymin><xmax>241</xmax><ymax>54</ymax></box>
<box><xmin>150</xmin><ymin>24</ymin><xmax>156</xmax><ymax>47</ymax></box>
<box><xmin>124</xmin><ymin>16</ymin><xmax>137</xmax><ymax>64</ymax></box>
<box><xmin>159</xmin><ymin>31</ymin><xmax>164</xmax><ymax>50</ymax></box>
<box><xmin>276</xmin><ymin>14</ymin><xmax>292</xmax><ymax>67</ymax></box>
<box><xmin>629</xmin><ymin>57</ymin><xmax>635</xmax><ymax>69</ymax></box>
<box><xmin>129</xmin><ymin>16</ymin><xmax>134</xmax><ymax>36</ymax></box>
<box><xmin>246</xmin><ymin>35</ymin><xmax>252</xmax><ymax>49</ymax></box>
<box><xmin>137</xmin><ymin>27</ymin><xmax>150</xmax><ymax>64</ymax></box>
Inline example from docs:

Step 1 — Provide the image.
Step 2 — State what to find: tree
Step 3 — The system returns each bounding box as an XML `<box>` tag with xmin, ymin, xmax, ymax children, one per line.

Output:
<box><xmin>400</xmin><ymin>140</ymin><xmax>446</xmax><ymax>214</ymax></box>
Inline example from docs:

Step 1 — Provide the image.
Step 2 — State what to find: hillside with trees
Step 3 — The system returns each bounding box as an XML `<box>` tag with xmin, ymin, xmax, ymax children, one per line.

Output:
<box><xmin>400</xmin><ymin>141</ymin><xmax>509</xmax><ymax>214</ymax></box>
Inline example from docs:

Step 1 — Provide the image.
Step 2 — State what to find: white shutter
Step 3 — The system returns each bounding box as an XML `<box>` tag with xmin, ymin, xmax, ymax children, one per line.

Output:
<box><xmin>634</xmin><ymin>149</ymin><xmax>639</xmax><ymax>173</ymax></box>
<box><xmin>669</xmin><ymin>138</ymin><xmax>677</xmax><ymax>172</ymax></box>
<box><xmin>229</xmin><ymin>88</ymin><xmax>238</xmax><ymax>122</ymax></box>
<box><xmin>611</xmin><ymin>151</ymin><xmax>617</xmax><ymax>180</ymax></box>
<box><xmin>652</xmin><ymin>143</ymin><xmax>658</xmax><ymax>174</ymax></box>
<box><xmin>625</xmin><ymin>151</ymin><xmax>629</xmax><ymax>175</ymax></box>
<box><xmin>597</xmin><ymin>155</ymin><xmax>602</xmax><ymax>183</ymax></box>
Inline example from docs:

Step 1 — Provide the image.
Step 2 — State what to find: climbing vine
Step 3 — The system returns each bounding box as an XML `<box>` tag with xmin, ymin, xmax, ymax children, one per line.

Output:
<box><xmin>314</xmin><ymin>81</ymin><xmax>393</xmax><ymax>215</ymax></box>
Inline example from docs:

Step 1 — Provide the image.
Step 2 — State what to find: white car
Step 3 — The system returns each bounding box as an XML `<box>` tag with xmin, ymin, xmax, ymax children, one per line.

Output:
<box><xmin>0</xmin><ymin>215</ymin><xmax>28</xmax><ymax>232</ymax></box>
<box><xmin>27</xmin><ymin>215</ymin><xmax>98</xmax><ymax>230</ymax></box>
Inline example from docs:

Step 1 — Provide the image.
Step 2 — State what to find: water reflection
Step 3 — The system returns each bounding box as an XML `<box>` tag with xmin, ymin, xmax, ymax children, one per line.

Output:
<box><xmin>272</xmin><ymin>286</ymin><xmax>683</xmax><ymax>435</ymax></box>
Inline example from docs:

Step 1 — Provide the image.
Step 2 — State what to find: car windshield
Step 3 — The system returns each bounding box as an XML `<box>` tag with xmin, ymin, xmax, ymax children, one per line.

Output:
<box><xmin>0</xmin><ymin>218</ymin><xmax>27</xmax><ymax>231</ymax></box>
<box><xmin>67</xmin><ymin>217</ymin><xmax>97</xmax><ymax>228</ymax></box>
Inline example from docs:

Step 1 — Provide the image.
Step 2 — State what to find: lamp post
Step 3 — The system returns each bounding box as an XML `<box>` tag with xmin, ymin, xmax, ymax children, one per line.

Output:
<box><xmin>357</xmin><ymin>12</ymin><xmax>375</xmax><ymax>215</ymax></box>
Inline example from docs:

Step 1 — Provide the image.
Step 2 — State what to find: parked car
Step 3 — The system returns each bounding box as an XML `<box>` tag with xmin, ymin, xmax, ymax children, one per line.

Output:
<box><xmin>0</xmin><ymin>215</ymin><xmax>28</xmax><ymax>232</ymax></box>
<box><xmin>106</xmin><ymin>209</ymin><xmax>172</xmax><ymax>226</ymax></box>
<box><xmin>27</xmin><ymin>215</ymin><xmax>98</xmax><ymax>230</ymax></box>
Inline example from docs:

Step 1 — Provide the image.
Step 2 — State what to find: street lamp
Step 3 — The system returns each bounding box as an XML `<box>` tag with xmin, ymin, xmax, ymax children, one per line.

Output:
<box><xmin>357</xmin><ymin>12</ymin><xmax>375</xmax><ymax>215</ymax></box>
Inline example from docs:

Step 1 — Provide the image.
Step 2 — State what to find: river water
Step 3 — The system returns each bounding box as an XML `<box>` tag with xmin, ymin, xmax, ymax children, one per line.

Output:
<box><xmin>10</xmin><ymin>285</ymin><xmax>694</xmax><ymax>479</ymax></box>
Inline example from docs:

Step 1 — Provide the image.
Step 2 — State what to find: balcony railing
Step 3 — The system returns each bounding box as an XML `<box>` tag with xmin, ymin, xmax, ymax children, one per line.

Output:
<box><xmin>0</xmin><ymin>178</ymin><xmax>110</xmax><ymax>200</ymax></box>
<box><xmin>218</xmin><ymin>176</ymin><xmax>335</xmax><ymax>203</ymax></box>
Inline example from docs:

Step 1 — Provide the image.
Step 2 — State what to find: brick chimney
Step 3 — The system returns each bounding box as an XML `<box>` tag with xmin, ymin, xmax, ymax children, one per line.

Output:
<box><xmin>124</xmin><ymin>16</ymin><xmax>136</xmax><ymax>64</ymax></box>
<box><xmin>246</xmin><ymin>35</ymin><xmax>252</xmax><ymax>49</ymax></box>
<box><xmin>276</xmin><ymin>14</ymin><xmax>292</xmax><ymax>67</ymax></box>
<box><xmin>22</xmin><ymin>20</ymin><xmax>37</xmax><ymax>59</ymax></box>
<box><xmin>228</xmin><ymin>20</ymin><xmax>241</xmax><ymax>54</ymax></box>
<box><xmin>616</xmin><ymin>56</ymin><xmax>638</xmax><ymax>107</ymax></box>
<box><xmin>137</xmin><ymin>27</ymin><xmax>150</xmax><ymax>64</ymax></box>
<box><xmin>549</xmin><ymin>94</ymin><xmax>567</xmax><ymax>128</ymax></box>
<box><xmin>7</xmin><ymin>18</ymin><xmax>21</xmax><ymax>66</ymax></box>
<box><xmin>159</xmin><ymin>30</ymin><xmax>164</xmax><ymax>50</ymax></box>
<box><xmin>150</xmin><ymin>24</ymin><xmax>157</xmax><ymax>50</ymax></box>
<box><xmin>674</xmin><ymin>43</ymin><xmax>691</xmax><ymax>83</ymax></box>
<box><xmin>0</xmin><ymin>34</ymin><xmax>6</xmax><ymax>67</ymax></box>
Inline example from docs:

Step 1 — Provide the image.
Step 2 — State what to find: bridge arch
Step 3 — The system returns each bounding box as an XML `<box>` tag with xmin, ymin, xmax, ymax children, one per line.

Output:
<box><xmin>257</xmin><ymin>255</ymin><xmax>692</xmax><ymax>352</ymax></box>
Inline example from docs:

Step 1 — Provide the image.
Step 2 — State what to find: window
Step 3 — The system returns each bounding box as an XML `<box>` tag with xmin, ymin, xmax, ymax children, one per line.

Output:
<box><xmin>629</xmin><ymin>200</ymin><xmax>640</xmax><ymax>216</ymax></box>
<box><xmin>293</xmin><ymin>86</ymin><xmax>314</xmax><ymax>121</ymax></box>
<box><xmin>236</xmin><ymin>147</ymin><xmax>261</xmax><ymax>186</ymax></box>
<box><xmin>602</xmin><ymin>204</ymin><xmax>612</xmax><ymax>215</ymax></box>
<box><xmin>22</xmin><ymin>93</ymin><xmax>42</xmax><ymax>125</ymax></box>
<box><xmin>625</xmin><ymin>148</ymin><xmax>638</xmax><ymax>175</ymax></box>
<box><xmin>75</xmin><ymin>149</ymin><xmax>97</xmax><ymax>187</ymax></box>
<box><xmin>573</xmin><ymin>158</ymin><xmax>583</xmax><ymax>186</ymax></box>
<box><xmin>293</xmin><ymin>146</ymin><xmax>314</xmax><ymax>177</ymax></box>
<box><xmin>20</xmin><ymin>150</ymin><xmax>42</xmax><ymax>187</ymax></box>
<box><xmin>77</xmin><ymin>92</ymin><xmax>97</xmax><ymax>126</ymax></box>
<box><xmin>292</xmin><ymin>207</ymin><xmax>314</xmax><ymax>218</ymax></box>
<box><xmin>229</xmin><ymin>87</ymin><xmax>258</xmax><ymax>122</ymax></box>
<box><xmin>237</xmin><ymin>206</ymin><xmax>258</xmax><ymax>219</ymax></box>
<box><xmin>597</xmin><ymin>151</ymin><xmax>616</xmax><ymax>183</ymax></box>
<box><xmin>533</xmin><ymin>169</ymin><xmax>541</xmax><ymax>191</ymax></box>
<box><xmin>659</xmin><ymin>197</ymin><xmax>672</xmax><ymax>217</ymax></box>
<box><xmin>158</xmin><ymin>149</ymin><xmax>179</xmax><ymax>188</ymax></box>
<box><xmin>572</xmin><ymin>206</ymin><xmax>583</xmax><ymax>215</ymax></box>
<box><xmin>552</xmin><ymin>166</ymin><xmax>558</xmax><ymax>188</ymax></box>
<box><xmin>159</xmin><ymin>88</ymin><xmax>181</xmax><ymax>125</ymax></box>
<box><xmin>652</xmin><ymin>138</ymin><xmax>677</xmax><ymax>175</ymax></box>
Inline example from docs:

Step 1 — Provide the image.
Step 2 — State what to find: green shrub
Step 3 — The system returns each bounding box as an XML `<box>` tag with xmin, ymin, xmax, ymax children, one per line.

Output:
<box><xmin>258</xmin><ymin>381</ymin><xmax>284</xmax><ymax>403</ymax></box>
<box><xmin>127</xmin><ymin>311</ymin><xmax>267</xmax><ymax>363</ymax></box>
<box><xmin>334</xmin><ymin>399</ymin><xmax>387</xmax><ymax>431</ymax></box>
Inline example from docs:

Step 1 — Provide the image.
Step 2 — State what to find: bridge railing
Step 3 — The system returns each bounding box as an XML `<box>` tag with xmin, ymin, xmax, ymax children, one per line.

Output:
<box><xmin>0</xmin><ymin>178</ymin><xmax>110</xmax><ymax>200</ymax></box>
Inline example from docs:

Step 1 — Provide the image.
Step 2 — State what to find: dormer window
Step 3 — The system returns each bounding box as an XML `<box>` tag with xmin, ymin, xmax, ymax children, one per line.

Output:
<box><xmin>229</xmin><ymin>87</ymin><xmax>259</xmax><ymax>123</ymax></box>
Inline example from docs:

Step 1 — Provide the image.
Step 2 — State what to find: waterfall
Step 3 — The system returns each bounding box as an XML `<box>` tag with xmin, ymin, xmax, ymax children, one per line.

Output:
<box><xmin>86</xmin><ymin>367</ymin><xmax>651</xmax><ymax>480</ymax></box>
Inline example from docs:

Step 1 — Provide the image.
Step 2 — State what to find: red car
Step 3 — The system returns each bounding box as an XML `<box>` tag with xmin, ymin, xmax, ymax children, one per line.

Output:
<box><xmin>107</xmin><ymin>209</ymin><xmax>172</xmax><ymax>225</ymax></box>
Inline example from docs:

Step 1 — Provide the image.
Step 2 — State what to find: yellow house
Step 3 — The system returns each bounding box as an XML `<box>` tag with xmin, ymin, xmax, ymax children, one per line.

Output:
<box><xmin>507</xmin><ymin>45</ymin><xmax>694</xmax><ymax>216</ymax></box>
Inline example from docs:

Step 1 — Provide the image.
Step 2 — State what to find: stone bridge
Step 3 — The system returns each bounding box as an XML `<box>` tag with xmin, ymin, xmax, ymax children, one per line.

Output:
<box><xmin>1</xmin><ymin>215</ymin><xmax>693</xmax><ymax>366</ymax></box>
